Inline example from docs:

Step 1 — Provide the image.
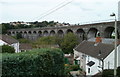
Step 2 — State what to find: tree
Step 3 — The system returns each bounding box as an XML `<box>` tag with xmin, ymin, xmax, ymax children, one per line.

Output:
<box><xmin>16</xmin><ymin>33</ymin><xmax>22</xmax><ymax>39</ymax></box>
<box><xmin>60</xmin><ymin>33</ymin><xmax>79</xmax><ymax>54</ymax></box>
<box><xmin>1</xmin><ymin>23</ymin><xmax>14</xmax><ymax>34</ymax></box>
<box><xmin>48</xmin><ymin>21</ymin><xmax>57</xmax><ymax>27</ymax></box>
<box><xmin>18</xmin><ymin>38</ymin><xmax>31</xmax><ymax>43</ymax></box>
<box><xmin>2</xmin><ymin>45</ymin><xmax>15</xmax><ymax>53</ymax></box>
<box><xmin>34</xmin><ymin>36</ymin><xmax>56</xmax><ymax>45</ymax></box>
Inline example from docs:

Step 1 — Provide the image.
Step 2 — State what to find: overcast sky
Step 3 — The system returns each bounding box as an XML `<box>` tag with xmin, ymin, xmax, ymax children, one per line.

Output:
<box><xmin>0</xmin><ymin>0</ymin><xmax>120</xmax><ymax>24</ymax></box>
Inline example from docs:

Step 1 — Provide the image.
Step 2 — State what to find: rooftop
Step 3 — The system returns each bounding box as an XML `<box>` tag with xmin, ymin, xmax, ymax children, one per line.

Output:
<box><xmin>74</xmin><ymin>41</ymin><xmax>114</xmax><ymax>60</ymax></box>
<box><xmin>0</xmin><ymin>35</ymin><xmax>19</xmax><ymax>44</ymax></box>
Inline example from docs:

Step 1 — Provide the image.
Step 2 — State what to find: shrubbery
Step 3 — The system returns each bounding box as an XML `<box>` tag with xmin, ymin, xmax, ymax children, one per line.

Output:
<box><xmin>102</xmin><ymin>67</ymin><xmax>120</xmax><ymax>77</ymax></box>
<box><xmin>2</xmin><ymin>48</ymin><xmax>64</xmax><ymax>77</ymax></box>
<box><xmin>64</xmin><ymin>64</ymin><xmax>82</xmax><ymax>76</ymax></box>
<box><xmin>102</xmin><ymin>69</ymin><xmax>114</xmax><ymax>77</ymax></box>
<box><xmin>117</xmin><ymin>66</ymin><xmax>120</xmax><ymax>77</ymax></box>
<box><xmin>1</xmin><ymin>45</ymin><xmax>15</xmax><ymax>53</ymax></box>
<box><xmin>65</xmin><ymin>64</ymin><xmax>82</xmax><ymax>71</ymax></box>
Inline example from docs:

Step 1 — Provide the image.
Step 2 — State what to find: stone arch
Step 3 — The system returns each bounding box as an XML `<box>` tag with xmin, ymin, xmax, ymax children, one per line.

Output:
<box><xmin>16</xmin><ymin>31</ymin><xmax>18</xmax><ymax>34</ymax></box>
<box><xmin>76</xmin><ymin>28</ymin><xmax>85</xmax><ymax>40</ymax></box>
<box><xmin>20</xmin><ymin>31</ymin><xmax>23</xmax><ymax>34</ymax></box>
<box><xmin>28</xmin><ymin>31</ymin><xmax>32</xmax><ymax>34</ymax></box>
<box><xmin>87</xmin><ymin>28</ymin><xmax>99</xmax><ymax>39</ymax></box>
<box><xmin>66</xmin><ymin>29</ymin><xmax>73</xmax><ymax>34</ymax></box>
<box><xmin>8</xmin><ymin>32</ymin><xmax>11</xmax><ymax>35</ymax></box>
<box><xmin>38</xmin><ymin>31</ymin><xmax>42</xmax><ymax>36</ymax></box>
<box><xmin>43</xmin><ymin>30</ymin><xmax>49</xmax><ymax>36</ymax></box>
<box><xmin>76</xmin><ymin>28</ymin><xmax>85</xmax><ymax>35</ymax></box>
<box><xmin>24</xmin><ymin>31</ymin><xmax>27</xmax><ymax>34</ymax></box>
<box><xmin>58</xmin><ymin>30</ymin><xmax>64</xmax><ymax>37</ymax></box>
<box><xmin>12</xmin><ymin>31</ymin><xmax>15</xmax><ymax>34</ymax></box>
<box><xmin>33</xmin><ymin>31</ymin><xmax>37</xmax><ymax>34</ymax></box>
<box><xmin>104</xmin><ymin>27</ymin><xmax>119</xmax><ymax>38</ymax></box>
<box><xmin>50</xmin><ymin>30</ymin><xmax>56</xmax><ymax>36</ymax></box>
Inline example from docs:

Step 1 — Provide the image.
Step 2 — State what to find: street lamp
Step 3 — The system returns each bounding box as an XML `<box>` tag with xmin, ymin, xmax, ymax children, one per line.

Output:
<box><xmin>110</xmin><ymin>13</ymin><xmax>118</xmax><ymax>77</ymax></box>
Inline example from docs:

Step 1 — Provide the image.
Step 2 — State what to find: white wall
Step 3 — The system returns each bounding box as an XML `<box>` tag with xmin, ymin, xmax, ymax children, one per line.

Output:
<box><xmin>0</xmin><ymin>39</ymin><xmax>7</xmax><ymax>46</ymax></box>
<box><xmin>74</xmin><ymin>50</ymin><xmax>102</xmax><ymax>75</ymax></box>
<box><xmin>0</xmin><ymin>39</ymin><xmax>20</xmax><ymax>53</ymax></box>
<box><xmin>86</xmin><ymin>56</ymin><xmax>102</xmax><ymax>75</ymax></box>
<box><xmin>11</xmin><ymin>42</ymin><xmax>20</xmax><ymax>53</ymax></box>
<box><xmin>74</xmin><ymin>50</ymin><xmax>86</xmax><ymax>72</ymax></box>
<box><xmin>118</xmin><ymin>1</ymin><xmax>120</xmax><ymax>21</ymax></box>
<box><xmin>74</xmin><ymin>44</ymin><xmax>120</xmax><ymax>75</ymax></box>
<box><xmin>104</xmin><ymin>44</ymin><xmax>120</xmax><ymax>69</ymax></box>
<box><xmin>104</xmin><ymin>49</ymin><xmax>114</xmax><ymax>69</ymax></box>
<box><xmin>118</xmin><ymin>45</ymin><xmax>120</xmax><ymax>67</ymax></box>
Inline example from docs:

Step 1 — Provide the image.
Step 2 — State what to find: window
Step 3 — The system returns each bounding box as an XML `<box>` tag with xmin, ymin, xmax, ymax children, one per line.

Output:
<box><xmin>87</xmin><ymin>61</ymin><xmax>95</xmax><ymax>67</ymax></box>
<box><xmin>88</xmin><ymin>68</ymin><xmax>90</xmax><ymax>73</ymax></box>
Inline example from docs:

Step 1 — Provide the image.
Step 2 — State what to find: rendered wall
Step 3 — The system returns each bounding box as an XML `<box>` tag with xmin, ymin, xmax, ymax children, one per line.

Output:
<box><xmin>118</xmin><ymin>1</ymin><xmax>120</xmax><ymax>21</ymax></box>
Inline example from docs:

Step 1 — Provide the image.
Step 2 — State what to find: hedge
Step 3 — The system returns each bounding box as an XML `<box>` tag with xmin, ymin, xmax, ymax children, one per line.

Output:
<box><xmin>2</xmin><ymin>48</ymin><xmax>64</xmax><ymax>77</ymax></box>
<box><xmin>117</xmin><ymin>66</ymin><xmax>120</xmax><ymax>77</ymax></box>
<box><xmin>1</xmin><ymin>45</ymin><xmax>15</xmax><ymax>53</ymax></box>
<box><xmin>102</xmin><ymin>67</ymin><xmax>120</xmax><ymax>77</ymax></box>
<box><xmin>102</xmin><ymin>69</ymin><xmax>114</xmax><ymax>77</ymax></box>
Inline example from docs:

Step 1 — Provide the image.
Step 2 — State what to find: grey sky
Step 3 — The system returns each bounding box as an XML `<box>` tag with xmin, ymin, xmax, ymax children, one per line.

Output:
<box><xmin>0</xmin><ymin>0</ymin><xmax>119</xmax><ymax>24</ymax></box>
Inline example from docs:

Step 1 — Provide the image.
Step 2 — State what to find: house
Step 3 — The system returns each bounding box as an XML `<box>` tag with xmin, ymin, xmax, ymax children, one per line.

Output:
<box><xmin>19</xmin><ymin>43</ymin><xmax>32</xmax><ymax>52</ymax></box>
<box><xmin>73</xmin><ymin>39</ymin><xmax>120</xmax><ymax>76</ymax></box>
<box><xmin>0</xmin><ymin>35</ymin><xmax>20</xmax><ymax>53</ymax></box>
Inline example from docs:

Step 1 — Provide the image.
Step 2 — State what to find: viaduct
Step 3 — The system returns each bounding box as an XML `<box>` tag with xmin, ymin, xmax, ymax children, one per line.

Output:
<box><xmin>8</xmin><ymin>21</ymin><xmax>120</xmax><ymax>41</ymax></box>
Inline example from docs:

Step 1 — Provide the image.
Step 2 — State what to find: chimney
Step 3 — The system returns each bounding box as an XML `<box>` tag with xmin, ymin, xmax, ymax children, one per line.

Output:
<box><xmin>95</xmin><ymin>37</ymin><xmax>102</xmax><ymax>43</ymax></box>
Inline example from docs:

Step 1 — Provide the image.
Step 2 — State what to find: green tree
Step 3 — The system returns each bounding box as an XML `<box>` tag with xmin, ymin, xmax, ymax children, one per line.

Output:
<box><xmin>18</xmin><ymin>38</ymin><xmax>31</xmax><ymax>43</ymax></box>
<box><xmin>16</xmin><ymin>33</ymin><xmax>22</xmax><ymax>39</ymax></box>
<box><xmin>34</xmin><ymin>36</ymin><xmax>56</xmax><ymax>45</ymax></box>
<box><xmin>48</xmin><ymin>21</ymin><xmax>57</xmax><ymax>27</ymax></box>
<box><xmin>1</xmin><ymin>23</ymin><xmax>14</xmax><ymax>34</ymax></box>
<box><xmin>60</xmin><ymin>33</ymin><xmax>79</xmax><ymax>54</ymax></box>
<box><xmin>2</xmin><ymin>45</ymin><xmax>15</xmax><ymax>53</ymax></box>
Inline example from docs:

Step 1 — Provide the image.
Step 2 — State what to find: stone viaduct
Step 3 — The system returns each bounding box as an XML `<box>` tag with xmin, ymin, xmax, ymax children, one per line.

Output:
<box><xmin>8</xmin><ymin>21</ymin><xmax>120</xmax><ymax>41</ymax></box>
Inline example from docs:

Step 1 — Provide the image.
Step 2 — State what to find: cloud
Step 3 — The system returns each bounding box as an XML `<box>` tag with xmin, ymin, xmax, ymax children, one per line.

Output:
<box><xmin>1</xmin><ymin>0</ymin><xmax>119</xmax><ymax>23</ymax></box>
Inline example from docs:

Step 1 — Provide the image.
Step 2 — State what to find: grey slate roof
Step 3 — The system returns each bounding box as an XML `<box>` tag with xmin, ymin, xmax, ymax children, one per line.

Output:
<box><xmin>0</xmin><ymin>35</ymin><xmax>19</xmax><ymax>44</ymax></box>
<box><xmin>74</xmin><ymin>41</ymin><xmax>114</xmax><ymax>60</ymax></box>
<box><xmin>20</xmin><ymin>43</ymin><xmax>32</xmax><ymax>50</ymax></box>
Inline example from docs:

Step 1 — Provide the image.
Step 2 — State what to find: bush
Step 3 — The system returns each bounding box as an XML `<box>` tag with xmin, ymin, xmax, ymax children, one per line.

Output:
<box><xmin>18</xmin><ymin>38</ymin><xmax>31</xmax><ymax>43</ymax></box>
<box><xmin>117</xmin><ymin>66</ymin><xmax>120</xmax><ymax>77</ymax></box>
<box><xmin>2</xmin><ymin>45</ymin><xmax>15</xmax><ymax>53</ymax></box>
<box><xmin>2</xmin><ymin>48</ymin><xmax>64</xmax><ymax>77</ymax></box>
<box><xmin>64</xmin><ymin>58</ymin><xmax>70</xmax><ymax>64</ymax></box>
<box><xmin>102</xmin><ymin>67</ymin><xmax>120</xmax><ymax>77</ymax></box>
<box><xmin>102</xmin><ymin>69</ymin><xmax>114</xmax><ymax>77</ymax></box>
<box><xmin>64</xmin><ymin>64</ymin><xmax>82</xmax><ymax>76</ymax></box>
<box><xmin>69</xmin><ymin>65</ymin><xmax>82</xmax><ymax>71</ymax></box>
<box><xmin>65</xmin><ymin>64</ymin><xmax>81</xmax><ymax>72</ymax></box>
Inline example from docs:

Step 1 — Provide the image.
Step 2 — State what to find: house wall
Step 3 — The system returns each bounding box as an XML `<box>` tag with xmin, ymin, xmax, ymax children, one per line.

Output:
<box><xmin>74</xmin><ymin>50</ymin><xmax>86</xmax><ymax>71</ymax></box>
<box><xmin>0</xmin><ymin>39</ymin><xmax>20</xmax><ymax>53</ymax></box>
<box><xmin>74</xmin><ymin>50</ymin><xmax>102</xmax><ymax>75</ymax></box>
<box><xmin>104</xmin><ymin>44</ymin><xmax>120</xmax><ymax>69</ymax></box>
<box><xmin>11</xmin><ymin>42</ymin><xmax>20</xmax><ymax>53</ymax></box>
<box><xmin>85</xmin><ymin>56</ymin><xmax>102</xmax><ymax>75</ymax></box>
<box><xmin>74</xmin><ymin>44</ymin><xmax>120</xmax><ymax>75</ymax></box>
<box><xmin>104</xmin><ymin>49</ymin><xmax>114</xmax><ymax>69</ymax></box>
<box><xmin>118</xmin><ymin>1</ymin><xmax>120</xmax><ymax>21</ymax></box>
<box><xmin>118</xmin><ymin>45</ymin><xmax>120</xmax><ymax>67</ymax></box>
<box><xmin>0</xmin><ymin>40</ymin><xmax>7</xmax><ymax>46</ymax></box>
